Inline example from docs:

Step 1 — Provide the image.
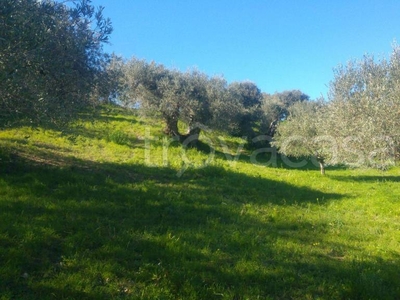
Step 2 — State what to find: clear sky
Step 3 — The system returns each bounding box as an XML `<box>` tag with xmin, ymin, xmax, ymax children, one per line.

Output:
<box><xmin>92</xmin><ymin>0</ymin><xmax>400</xmax><ymax>100</ymax></box>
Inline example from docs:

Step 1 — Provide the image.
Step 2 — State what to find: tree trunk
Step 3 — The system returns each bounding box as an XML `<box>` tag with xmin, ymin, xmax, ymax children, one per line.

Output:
<box><xmin>319</xmin><ymin>161</ymin><xmax>325</xmax><ymax>175</ymax></box>
<box><xmin>163</xmin><ymin>116</ymin><xmax>180</xmax><ymax>138</ymax></box>
<box><xmin>163</xmin><ymin>116</ymin><xmax>202</xmax><ymax>147</ymax></box>
<box><xmin>267</xmin><ymin>119</ymin><xmax>279</xmax><ymax>138</ymax></box>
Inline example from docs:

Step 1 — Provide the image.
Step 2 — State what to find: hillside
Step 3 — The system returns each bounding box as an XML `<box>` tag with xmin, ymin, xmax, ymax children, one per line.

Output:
<box><xmin>0</xmin><ymin>105</ymin><xmax>399</xmax><ymax>299</ymax></box>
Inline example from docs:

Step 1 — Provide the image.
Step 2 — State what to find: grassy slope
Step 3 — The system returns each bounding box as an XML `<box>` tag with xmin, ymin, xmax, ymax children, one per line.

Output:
<box><xmin>0</xmin><ymin>105</ymin><xmax>399</xmax><ymax>300</ymax></box>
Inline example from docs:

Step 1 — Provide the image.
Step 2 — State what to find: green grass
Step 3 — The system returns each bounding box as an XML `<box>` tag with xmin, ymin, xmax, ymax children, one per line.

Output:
<box><xmin>0</xmin><ymin>105</ymin><xmax>399</xmax><ymax>299</ymax></box>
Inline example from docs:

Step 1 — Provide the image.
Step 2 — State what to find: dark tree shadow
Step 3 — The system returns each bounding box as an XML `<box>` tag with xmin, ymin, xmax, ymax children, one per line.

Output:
<box><xmin>329</xmin><ymin>175</ymin><xmax>400</xmax><ymax>183</ymax></box>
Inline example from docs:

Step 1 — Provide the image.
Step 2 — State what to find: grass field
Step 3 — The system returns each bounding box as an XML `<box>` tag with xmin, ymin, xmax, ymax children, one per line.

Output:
<box><xmin>0</xmin><ymin>105</ymin><xmax>399</xmax><ymax>299</ymax></box>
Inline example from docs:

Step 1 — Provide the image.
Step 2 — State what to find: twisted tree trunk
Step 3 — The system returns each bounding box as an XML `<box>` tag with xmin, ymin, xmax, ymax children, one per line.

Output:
<box><xmin>163</xmin><ymin>115</ymin><xmax>202</xmax><ymax>147</ymax></box>
<box><xmin>163</xmin><ymin>115</ymin><xmax>180</xmax><ymax>138</ymax></box>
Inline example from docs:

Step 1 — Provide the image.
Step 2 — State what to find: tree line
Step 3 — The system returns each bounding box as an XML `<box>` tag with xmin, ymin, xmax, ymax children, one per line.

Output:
<box><xmin>1</xmin><ymin>0</ymin><xmax>399</xmax><ymax>171</ymax></box>
<box><xmin>108</xmin><ymin>56</ymin><xmax>309</xmax><ymax>146</ymax></box>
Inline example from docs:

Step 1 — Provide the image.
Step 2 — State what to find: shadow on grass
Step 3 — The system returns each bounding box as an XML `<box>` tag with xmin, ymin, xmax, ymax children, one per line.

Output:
<box><xmin>194</xmin><ymin>137</ymin><xmax>351</xmax><ymax>173</ymax></box>
<box><xmin>195</xmin><ymin>140</ymin><xmax>339</xmax><ymax>173</ymax></box>
<box><xmin>329</xmin><ymin>175</ymin><xmax>400</xmax><ymax>183</ymax></box>
<box><xmin>0</xmin><ymin>152</ymin><xmax>399</xmax><ymax>299</ymax></box>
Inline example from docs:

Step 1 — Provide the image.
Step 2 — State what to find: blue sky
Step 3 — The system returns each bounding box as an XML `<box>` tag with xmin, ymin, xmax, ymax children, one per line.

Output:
<box><xmin>92</xmin><ymin>0</ymin><xmax>400</xmax><ymax>99</ymax></box>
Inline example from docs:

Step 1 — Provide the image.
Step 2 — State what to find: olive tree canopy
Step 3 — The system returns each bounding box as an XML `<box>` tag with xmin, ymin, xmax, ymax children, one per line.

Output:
<box><xmin>273</xmin><ymin>45</ymin><xmax>400</xmax><ymax>173</ymax></box>
<box><xmin>227</xmin><ymin>81</ymin><xmax>262</xmax><ymax>139</ymax></box>
<box><xmin>0</xmin><ymin>0</ymin><xmax>112</xmax><ymax>126</ymax></box>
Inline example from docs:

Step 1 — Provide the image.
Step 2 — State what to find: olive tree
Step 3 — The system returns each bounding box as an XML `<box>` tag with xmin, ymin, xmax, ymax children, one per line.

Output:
<box><xmin>326</xmin><ymin>49</ymin><xmax>399</xmax><ymax>169</ymax></box>
<box><xmin>272</xmin><ymin>100</ymin><xmax>335</xmax><ymax>174</ymax></box>
<box><xmin>273</xmin><ymin>45</ymin><xmax>400</xmax><ymax>173</ymax></box>
<box><xmin>120</xmin><ymin>58</ymin><xmax>226</xmax><ymax>144</ymax></box>
<box><xmin>0</xmin><ymin>0</ymin><xmax>112</xmax><ymax>126</ymax></box>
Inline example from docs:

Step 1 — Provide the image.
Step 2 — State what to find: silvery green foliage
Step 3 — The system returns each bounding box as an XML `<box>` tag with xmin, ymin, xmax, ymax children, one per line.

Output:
<box><xmin>260</xmin><ymin>90</ymin><xmax>309</xmax><ymax>137</ymax></box>
<box><xmin>205</xmin><ymin>76</ymin><xmax>242</xmax><ymax>133</ymax></box>
<box><xmin>227</xmin><ymin>81</ymin><xmax>263</xmax><ymax>138</ymax></box>
<box><xmin>326</xmin><ymin>47</ymin><xmax>400</xmax><ymax>169</ymax></box>
<box><xmin>272</xmin><ymin>101</ymin><xmax>333</xmax><ymax>174</ymax></box>
<box><xmin>0</xmin><ymin>0</ymin><xmax>112</xmax><ymax>126</ymax></box>
<box><xmin>120</xmin><ymin>58</ymin><xmax>211</xmax><ymax>136</ymax></box>
<box><xmin>119</xmin><ymin>58</ymin><xmax>170</xmax><ymax>118</ymax></box>
<box><xmin>273</xmin><ymin>45</ymin><xmax>400</xmax><ymax>170</ymax></box>
<box><xmin>119</xmin><ymin>58</ymin><xmax>247</xmax><ymax>137</ymax></box>
<box><xmin>98</xmin><ymin>54</ymin><xmax>126</xmax><ymax>104</ymax></box>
